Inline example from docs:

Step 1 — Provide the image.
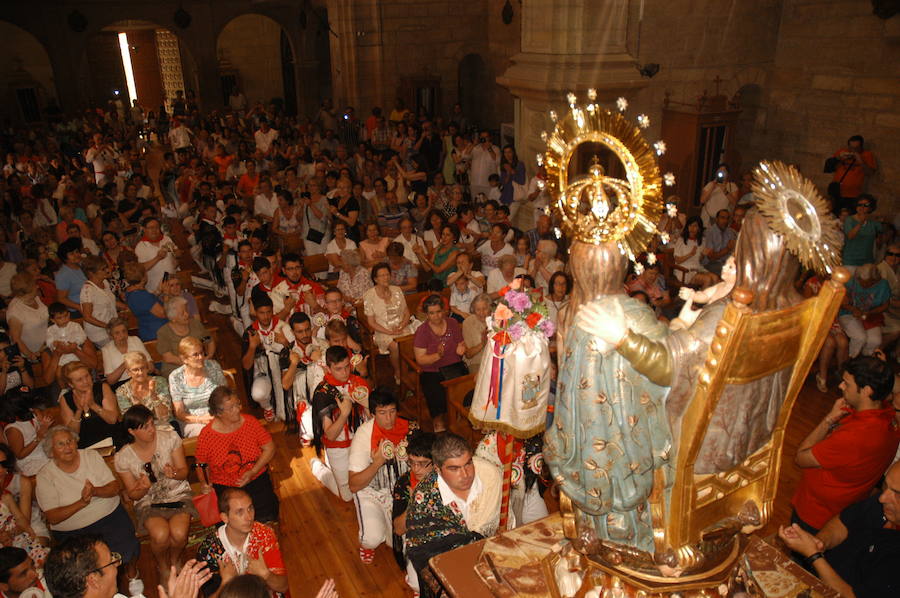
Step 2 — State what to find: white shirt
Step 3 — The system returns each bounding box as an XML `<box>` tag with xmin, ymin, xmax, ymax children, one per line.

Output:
<box><xmin>254</xmin><ymin>193</ymin><xmax>278</xmax><ymax>219</ymax></box>
<box><xmin>700</xmin><ymin>181</ymin><xmax>737</xmax><ymax>227</ymax></box>
<box><xmin>135</xmin><ymin>235</ymin><xmax>177</xmax><ymax>293</ymax></box>
<box><xmin>470</xmin><ymin>144</ymin><xmax>500</xmax><ymax>188</ymax></box>
<box><xmin>36</xmin><ymin>449</ymin><xmax>119</xmax><ymax>531</ymax></box>
<box><xmin>478</xmin><ymin>242</ymin><xmax>513</xmax><ymax>277</ymax></box>
<box><xmin>392</xmin><ymin>233</ymin><xmax>426</xmax><ymax>263</ymax></box>
<box><xmin>437</xmin><ymin>470</ymin><xmax>483</xmax><ymax>524</ymax></box>
<box><xmin>46</xmin><ymin>321</ymin><xmax>88</xmax><ymax>367</ymax></box>
<box><xmin>79</xmin><ymin>280</ymin><xmax>117</xmax><ymax>344</ymax></box>
<box><xmin>254</xmin><ymin>128</ymin><xmax>279</xmax><ymax>154</ymax></box>
<box><xmin>486</xmin><ymin>267</ymin><xmax>525</xmax><ymax>295</ymax></box>
<box><xmin>6</xmin><ymin>297</ymin><xmax>48</xmax><ymax>352</ymax></box>
<box><xmin>101</xmin><ymin>336</ymin><xmax>152</xmax><ymax>381</ymax></box>
<box><xmin>168</xmin><ymin>126</ymin><xmax>192</xmax><ymax>150</ymax></box>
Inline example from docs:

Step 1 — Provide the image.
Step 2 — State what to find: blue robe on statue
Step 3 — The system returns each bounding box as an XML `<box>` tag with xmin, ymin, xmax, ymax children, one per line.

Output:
<box><xmin>544</xmin><ymin>294</ymin><xmax>674</xmax><ymax>553</ymax></box>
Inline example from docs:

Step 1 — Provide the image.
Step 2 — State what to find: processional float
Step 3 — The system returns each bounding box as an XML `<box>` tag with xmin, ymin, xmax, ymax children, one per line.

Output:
<box><xmin>466</xmin><ymin>89</ymin><xmax>848</xmax><ymax>597</ymax></box>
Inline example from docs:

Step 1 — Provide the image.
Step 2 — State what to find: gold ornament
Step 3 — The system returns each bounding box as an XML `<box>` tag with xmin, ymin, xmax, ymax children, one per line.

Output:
<box><xmin>543</xmin><ymin>96</ymin><xmax>664</xmax><ymax>261</ymax></box>
<box><xmin>751</xmin><ymin>160</ymin><xmax>843</xmax><ymax>275</ymax></box>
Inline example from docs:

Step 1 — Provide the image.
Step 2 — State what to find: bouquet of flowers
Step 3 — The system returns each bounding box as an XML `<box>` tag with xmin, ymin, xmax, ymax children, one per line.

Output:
<box><xmin>469</xmin><ymin>279</ymin><xmax>553</xmax><ymax>438</ymax></box>
<box><xmin>490</xmin><ymin>281</ymin><xmax>556</xmax><ymax>347</ymax></box>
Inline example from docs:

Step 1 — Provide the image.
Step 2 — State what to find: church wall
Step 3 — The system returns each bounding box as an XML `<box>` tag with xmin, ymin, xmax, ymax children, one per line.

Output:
<box><xmin>217</xmin><ymin>14</ymin><xmax>286</xmax><ymax>107</ymax></box>
<box><xmin>0</xmin><ymin>20</ymin><xmax>58</xmax><ymax>121</ymax></box>
<box><xmin>762</xmin><ymin>0</ymin><xmax>900</xmax><ymax>208</ymax></box>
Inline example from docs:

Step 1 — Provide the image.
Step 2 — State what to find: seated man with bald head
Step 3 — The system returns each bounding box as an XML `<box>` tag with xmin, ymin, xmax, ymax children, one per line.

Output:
<box><xmin>779</xmin><ymin>459</ymin><xmax>900</xmax><ymax>597</ymax></box>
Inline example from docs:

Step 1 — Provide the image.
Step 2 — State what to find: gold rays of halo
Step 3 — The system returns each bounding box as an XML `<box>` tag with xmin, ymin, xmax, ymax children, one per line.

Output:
<box><xmin>543</xmin><ymin>100</ymin><xmax>664</xmax><ymax>260</ymax></box>
<box><xmin>752</xmin><ymin>160</ymin><xmax>843</xmax><ymax>275</ymax></box>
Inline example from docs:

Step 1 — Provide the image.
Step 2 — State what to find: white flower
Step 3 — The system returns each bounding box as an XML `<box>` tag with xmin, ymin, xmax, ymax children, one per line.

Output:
<box><xmin>660</xmin><ymin>232</ymin><xmax>670</xmax><ymax>244</ymax></box>
<box><xmin>664</xmin><ymin>172</ymin><xmax>676</xmax><ymax>187</ymax></box>
<box><xmin>300</xmin><ymin>284</ymin><xmax>312</xmax><ymax>293</ymax></box>
<box><xmin>616</xmin><ymin>97</ymin><xmax>628</xmax><ymax>112</ymax></box>
<box><xmin>633</xmin><ymin>262</ymin><xmax>644</xmax><ymax>275</ymax></box>
<box><xmin>549</xmin><ymin>110</ymin><xmax>558</xmax><ymax>123</ymax></box>
<box><xmin>536</xmin><ymin>153</ymin><xmax>544</xmax><ymax>166</ymax></box>
<box><xmin>566</xmin><ymin>92</ymin><xmax>577</xmax><ymax>106</ymax></box>
<box><xmin>636</xmin><ymin>114</ymin><xmax>650</xmax><ymax>128</ymax></box>
<box><xmin>536</xmin><ymin>179</ymin><xmax>546</xmax><ymax>190</ymax></box>
<box><xmin>653</xmin><ymin>140</ymin><xmax>667</xmax><ymax>156</ymax></box>
<box><xmin>647</xmin><ymin>253</ymin><xmax>657</xmax><ymax>265</ymax></box>
<box><xmin>587</xmin><ymin>88</ymin><xmax>597</xmax><ymax>101</ymax></box>
<box><xmin>666</xmin><ymin>203</ymin><xmax>678</xmax><ymax>218</ymax></box>
<box><xmin>554</xmin><ymin>227</ymin><xmax>562</xmax><ymax>239</ymax></box>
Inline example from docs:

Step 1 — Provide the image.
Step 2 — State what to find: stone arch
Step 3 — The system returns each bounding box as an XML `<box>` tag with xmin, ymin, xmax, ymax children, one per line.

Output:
<box><xmin>81</xmin><ymin>19</ymin><xmax>200</xmax><ymax>113</ymax></box>
<box><xmin>458</xmin><ymin>53</ymin><xmax>490</xmax><ymax>132</ymax></box>
<box><xmin>216</xmin><ymin>13</ymin><xmax>298</xmax><ymax>113</ymax></box>
<box><xmin>0</xmin><ymin>20</ymin><xmax>57</xmax><ymax>122</ymax></box>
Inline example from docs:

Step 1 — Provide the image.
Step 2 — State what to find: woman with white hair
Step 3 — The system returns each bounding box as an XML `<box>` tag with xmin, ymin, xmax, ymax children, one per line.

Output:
<box><xmin>486</xmin><ymin>254</ymin><xmax>525</xmax><ymax>298</ymax></box>
<box><xmin>156</xmin><ymin>296</ymin><xmax>214</xmax><ymax>377</ymax></box>
<box><xmin>839</xmin><ymin>263</ymin><xmax>892</xmax><ymax>357</ymax></box>
<box><xmin>115</xmin><ymin>352</ymin><xmax>174</xmax><ymax>428</ymax></box>
<box><xmin>530</xmin><ymin>239</ymin><xmax>564</xmax><ymax>293</ymax></box>
<box><xmin>337</xmin><ymin>248</ymin><xmax>372</xmax><ymax>304</ymax></box>
<box><xmin>100</xmin><ymin>317</ymin><xmax>153</xmax><ymax>385</ymax></box>
<box><xmin>462</xmin><ymin>293</ymin><xmax>493</xmax><ymax>375</ymax></box>
<box><xmin>168</xmin><ymin>336</ymin><xmax>227</xmax><ymax>437</ymax></box>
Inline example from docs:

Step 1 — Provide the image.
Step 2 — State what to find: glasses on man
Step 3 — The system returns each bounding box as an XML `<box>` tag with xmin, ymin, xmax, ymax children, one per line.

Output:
<box><xmin>408</xmin><ymin>458</ymin><xmax>432</xmax><ymax>471</ymax></box>
<box><xmin>857</xmin><ymin>203</ymin><xmax>872</xmax><ymax>209</ymax></box>
<box><xmin>88</xmin><ymin>552</ymin><xmax>122</xmax><ymax>575</ymax></box>
<box><xmin>887</xmin><ymin>252</ymin><xmax>900</xmax><ymax>258</ymax></box>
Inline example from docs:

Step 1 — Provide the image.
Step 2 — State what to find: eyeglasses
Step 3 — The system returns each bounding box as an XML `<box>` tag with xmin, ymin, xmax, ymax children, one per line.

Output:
<box><xmin>88</xmin><ymin>551</ymin><xmax>122</xmax><ymax>574</ymax></box>
<box><xmin>409</xmin><ymin>458</ymin><xmax>432</xmax><ymax>470</ymax></box>
<box><xmin>857</xmin><ymin>203</ymin><xmax>872</xmax><ymax>208</ymax></box>
<box><xmin>887</xmin><ymin>252</ymin><xmax>900</xmax><ymax>258</ymax></box>
<box><xmin>143</xmin><ymin>462</ymin><xmax>157</xmax><ymax>484</ymax></box>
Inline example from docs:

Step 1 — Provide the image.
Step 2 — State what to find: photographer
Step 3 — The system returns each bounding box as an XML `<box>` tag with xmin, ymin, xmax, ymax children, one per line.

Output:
<box><xmin>827</xmin><ymin>135</ymin><xmax>877</xmax><ymax>211</ymax></box>
<box><xmin>0</xmin><ymin>334</ymin><xmax>34</xmax><ymax>396</ymax></box>
<box><xmin>699</xmin><ymin>164</ymin><xmax>738</xmax><ymax>228</ymax></box>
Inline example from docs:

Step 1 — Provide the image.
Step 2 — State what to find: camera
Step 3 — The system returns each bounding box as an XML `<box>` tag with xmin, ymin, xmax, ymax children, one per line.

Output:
<box><xmin>715</xmin><ymin>167</ymin><xmax>727</xmax><ymax>182</ymax></box>
<box><xmin>3</xmin><ymin>344</ymin><xmax>20</xmax><ymax>360</ymax></box>
<box><xmin>343</xmin><ymin>113</ymin><xmax>350</xmax><ymax>121</ymax></box>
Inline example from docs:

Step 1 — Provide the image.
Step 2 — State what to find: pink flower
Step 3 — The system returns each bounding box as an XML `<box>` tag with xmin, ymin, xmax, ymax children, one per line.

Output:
<box><xmin>505</xmin><ymin>290</ymin><xmax>532</xmax><ymax>313</ymax></box>
<box><xmin>508</xmin><ymin>322</ymin><xmax>526</xmax><ymax>341</ymax></box>
<box><xmin>539</xmin><ymin>319</ymin><xmax>556</xmax><ymax>338</ymax></box>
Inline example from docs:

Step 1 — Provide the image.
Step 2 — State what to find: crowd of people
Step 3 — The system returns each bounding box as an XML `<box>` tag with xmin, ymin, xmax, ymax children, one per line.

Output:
<box><xmin>0</xmin><ymin>88</ymin><xmax>897</xmax><ymax>598</ymax></box>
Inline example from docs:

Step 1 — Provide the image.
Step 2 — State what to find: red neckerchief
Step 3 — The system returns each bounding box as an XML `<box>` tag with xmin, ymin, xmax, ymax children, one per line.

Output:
<box><xmin>322</xmin><ymin>372</ymin><xmax>370</xmax><ymax>446</ymax></box>
<box><xmin>409</xmin><ymin>469</ymin><xmax>420</xmax><ymax>491</ymax></box>
<box><xmin>140</xmin><ymin>235</ymin><xmax>163</xmax><ymax>244</ymax></box>
<box><xmin>252</xmin><ymin>318</ymin><xmax>279</xmax><ymax>337</ymax></box>
<box><xmin>224</xmin><ymin>233</ymin><xmax>238</xmax><ymax>240</ymax></box>
<box><xmin>371</xmin><ymin>417</ymin><xmax>409</xmax><ymax>453</ymax></box>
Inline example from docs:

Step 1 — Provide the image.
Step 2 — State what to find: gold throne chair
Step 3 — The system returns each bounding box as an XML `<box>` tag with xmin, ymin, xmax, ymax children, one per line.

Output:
<box><xmin>564</xmin><ymin>269</ymin><xmax>849</xmax><ymax>593</ymax></box>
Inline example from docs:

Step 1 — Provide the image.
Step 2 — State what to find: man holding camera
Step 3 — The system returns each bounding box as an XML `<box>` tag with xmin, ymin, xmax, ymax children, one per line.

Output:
<box><xmin>828</xmin><ymin>135</ymin><xmax>877</xmax><ymax>211</ymax></box>
<box><xmin>241</xmin><ymin>294</ymin><xmax>293</xmax><ymax>422</ymax></box>
<box><xmin>699</xmin><ymin>164</ymin><xmax>738</xmax><ymax>228</ymax></box>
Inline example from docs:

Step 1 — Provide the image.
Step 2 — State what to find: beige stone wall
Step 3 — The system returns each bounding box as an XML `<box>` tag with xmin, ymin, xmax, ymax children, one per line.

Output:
<box><xmin>327</xmin><ymin>0</ymin><xmax>519</xmax><ymax>129</ymax></box>
<box><xmin>217</xmin><ymin>14</ymin><xmax>285</xmax><ymax>106</ymax></box>
<box><xmin>762</xmin><ymin>0</ymin><xmax>900</xmax><ymax>206</ymax></box>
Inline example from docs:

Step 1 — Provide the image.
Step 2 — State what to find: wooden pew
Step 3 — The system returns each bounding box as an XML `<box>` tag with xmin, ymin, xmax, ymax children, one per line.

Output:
<box><xmin>440</xmin><ymin>373</ymin><xmax>481</xmax><ymax>446</ymax></box>
<box><xmin>303</xmin><ymin>254</ymin><xmax>330</xmax><ymax>279</ymax></box>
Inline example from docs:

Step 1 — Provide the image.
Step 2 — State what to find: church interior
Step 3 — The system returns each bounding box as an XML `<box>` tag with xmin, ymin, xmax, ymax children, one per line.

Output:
<box><xmin>0</xmin><ymin>1</ymin><xmax>898</xmax><ymax>597</ymax></box>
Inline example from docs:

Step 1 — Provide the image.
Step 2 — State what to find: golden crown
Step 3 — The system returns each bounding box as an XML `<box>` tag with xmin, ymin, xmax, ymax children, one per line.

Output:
<box><xmin>542</xmin><ymin>92</ymin><xmax>672</xmax><ymax>262</ymax></box>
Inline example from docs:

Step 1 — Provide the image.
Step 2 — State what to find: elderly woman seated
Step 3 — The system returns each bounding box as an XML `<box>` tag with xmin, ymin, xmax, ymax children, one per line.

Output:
<box><xmin>35</xmin><ymin>426</ymin><xmax>140</xmax><ymax>577</ymax></box>
<box><xmin>157</xmin><ymin>296</ymin><xmax>215</xmax><ymax>378</ymax></box>
<box><xmin>363</xmin><ymin>263</ymin><xmax>419</xmax><ymax>382</ymax></box>
<box><xmin>124</xmin><ymin>262</ymin><xmax>167</xmax><ymax>341</ymax></box>
<box><xmin>486</xmin><ymin>254</ymin><xmax>526</xmax><ymax>298</ymax></box>
<box><xmin>115</xmin><ymin>352</ymin><xmax>175</xmax><ymax>429</ymax></box>
<box><xmin>168</xmin><ymin>336</ymin><xmax>228</xmax><ymax>437</ymax></box>
<box><xmin>461</xmin><ymin>293</ymin><xmax>493</xmax><ymax>376</ymax></box>
<box><xmin>100</xmin><ymin>317</ymin><xmax>154</xmax><ymax>387</ymax></box>
<box><xmin>338</xmin><ymin>248</ymin><xmax>373</xmax><ymax>304</ymax></box>
<box><xmin>195</xmin><ymin>386</ymin><xmax>279</xmax><ymax>523</ymax></box>
<box><xmin>58</xmin><ymin>361</ymin><xmax>121</xmax><ymax>449</ymax></box>
<box><xmin>114</xmin><ymin>405</ymin><xmax>194</xmax><ymax>581</ymax></box>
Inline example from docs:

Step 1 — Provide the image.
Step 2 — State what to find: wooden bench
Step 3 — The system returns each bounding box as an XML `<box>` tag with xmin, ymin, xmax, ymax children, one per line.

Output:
<box><xmin>441</xmin><ymin>373</ymin><xmax>481</xmax><ymax>446</ymax></box>
<box><xmin>303</xmin><ymin>254</ymin><xmax>330</xmax><ymax>278</ymax></box>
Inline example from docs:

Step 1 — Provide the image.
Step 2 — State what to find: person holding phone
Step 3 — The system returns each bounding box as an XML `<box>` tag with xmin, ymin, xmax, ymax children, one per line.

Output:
<box><xmin>469</xmin><ymin>130</ymin><xmax>500</xmax><ymax>200</ymax></box>
<box><xmin>699</xmin><ymin>163</ymin><xmax>739</xmax><ymax>228</ymax></box>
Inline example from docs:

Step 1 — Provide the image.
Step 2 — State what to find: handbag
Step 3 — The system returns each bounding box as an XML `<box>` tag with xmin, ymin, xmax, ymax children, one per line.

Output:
<box><xmin>305</xmin><ymin>205</ymin><xmax>326</xmax><ymax>244</ymax></box>
<box><xmin>439</xmin><ymin>360</ymin><xmax>469</xmax><ymax>381</ymax></box>
<box><xmin>826</xmin><ymin>157</ymin><xmax>852</xmax><ymax>200</ymax></box>
<box><xmin>192</xmin><ymin>487</ymin><xmax>219</xmax><ymax>527</ymax></box>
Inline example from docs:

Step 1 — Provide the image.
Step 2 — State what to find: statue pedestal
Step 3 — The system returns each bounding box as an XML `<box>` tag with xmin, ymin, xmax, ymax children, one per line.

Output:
<box><xmin>429</xmin><ymin>516</ymin><xmax>840</xmax><ymax>598</ymax></box>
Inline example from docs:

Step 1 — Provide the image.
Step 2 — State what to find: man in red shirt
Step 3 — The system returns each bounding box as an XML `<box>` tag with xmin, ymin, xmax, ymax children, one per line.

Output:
<box><xmin>830</xmin><ymin>135</ymin><xmax>877</xmax><ymax>208</ymax></box>
<box><xmin>792</xmin><ymin>356</ymin><xmax>900</xmax><ymax>532</ymax></box>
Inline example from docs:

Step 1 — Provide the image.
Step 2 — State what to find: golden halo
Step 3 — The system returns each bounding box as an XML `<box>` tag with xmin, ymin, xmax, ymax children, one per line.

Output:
<box><xmin>544</xmin><ymin>104</ymin><xmax>663</xmax><ymax>259</ymax></box>
<box><xmin>751</xmin><ymin>160</ymin><xmax>843</xmax><ymax>275</ymax></box>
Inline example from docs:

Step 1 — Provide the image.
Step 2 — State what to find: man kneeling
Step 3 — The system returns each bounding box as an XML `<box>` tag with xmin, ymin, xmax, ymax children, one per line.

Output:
<box><xmin>348</xmin><ymin>389</ymin><xmax>418</xmax><ymax>564</ymax></box>
<box><xmin>405</xmin><ymin>433</ymin><xmax>501</xmax><ymax>597</ymax></box>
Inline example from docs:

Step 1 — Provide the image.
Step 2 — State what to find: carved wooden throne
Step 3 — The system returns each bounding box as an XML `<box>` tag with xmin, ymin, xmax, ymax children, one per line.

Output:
<box><xmin>567</xmin><ymin>269</ymin><xmax>849</xmax><ymax>590</ymax></box>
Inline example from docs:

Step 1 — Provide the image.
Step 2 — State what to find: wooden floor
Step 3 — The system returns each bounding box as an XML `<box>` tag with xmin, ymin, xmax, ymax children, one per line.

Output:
<box><xmin>131</xmin><ymin>172</ymin><xmax>835</xmax><ymax>597</ymax></box>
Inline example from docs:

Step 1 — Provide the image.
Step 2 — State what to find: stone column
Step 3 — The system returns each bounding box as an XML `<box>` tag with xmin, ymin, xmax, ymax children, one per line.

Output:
<box><xmin>497</xmin><ymin>0</ymin><xmax>648</xmax><ymax>171</ymax></box>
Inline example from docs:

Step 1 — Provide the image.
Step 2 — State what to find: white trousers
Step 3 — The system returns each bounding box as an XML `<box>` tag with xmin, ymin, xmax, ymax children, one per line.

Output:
<box><xmin>354</xmin><ymin>488</ymin><xmax>393</xmax><ymax>550</ymax></box>
<box><xmin>839</xmin><ymin>314</ymin><xmax>882</xmax><ymax>357</ymax></box>
<box><xmin>312</xmin><ymin>446</ymin><xmax>352</xmax><ymax>502</ymax></box>
<box><xmin>250</xmin><ymin>373</ymin><xmax>274</xmax><ymax>410</ymax></box>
